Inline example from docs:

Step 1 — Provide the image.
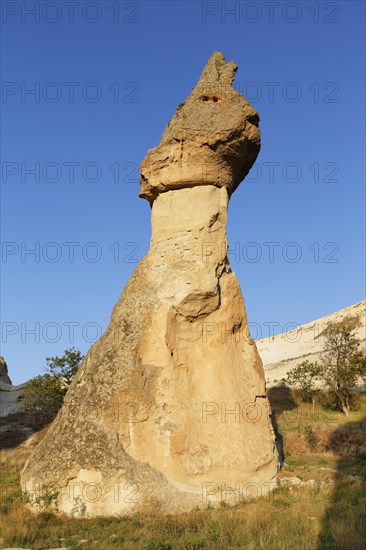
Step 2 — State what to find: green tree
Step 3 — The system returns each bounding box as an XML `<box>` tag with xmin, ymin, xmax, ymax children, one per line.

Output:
<box><xmin>320</xmin><ymin>316</ymin><xmax>363</xmax><ymax>415</ymax></box>
<box><xmin>286</xmin><ymin>360</ymin><xmax>320</xmax><ymax>403</ymax></box>
<box><xmin>21</xmin><ymin>348</ymin><xmax>84</xmax><ymax>425</ymax></box>
<box><xmin>45</xmin><ymin>347</ymin><xmax>84</xmax><ymax>384</ymax></box>
<box><xmin>287</xmin><ymin>316</ymin><xmax>365</xmax><ymax>415</ymax></box>
<box><xmin>349</xmin><ymin>351</ymin><xmax>366</xmax><ymax>386</ymax></box>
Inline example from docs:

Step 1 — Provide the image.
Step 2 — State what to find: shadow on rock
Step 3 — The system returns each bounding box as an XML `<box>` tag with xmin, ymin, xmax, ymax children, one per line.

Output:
<box><xmin>267</xmin><ymin>384</ymin><xmax>298</xmax><ymax>467</ymax></box>
<box><xmin>0</xmin><ymin>410</ymin><xmax>51</xmax><ymax>450</ymax></box>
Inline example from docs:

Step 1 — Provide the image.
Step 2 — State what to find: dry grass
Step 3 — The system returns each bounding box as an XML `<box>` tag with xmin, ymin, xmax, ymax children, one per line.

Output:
<box><xmin>1</xmin><ymin>483</ymin><xmax>364</xmax><ymax>550</ymax></box>
<box><xmin>0</xmin><ymin>390</ymin><xmax>365</xmax><ymax>549</ymax></box>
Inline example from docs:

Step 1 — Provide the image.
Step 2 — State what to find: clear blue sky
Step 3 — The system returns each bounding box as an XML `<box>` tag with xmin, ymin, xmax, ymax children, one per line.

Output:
<box><xmin>1</xmin><ymin>1</ymin><xmax>365</xmax><ymax>384</ymax></box>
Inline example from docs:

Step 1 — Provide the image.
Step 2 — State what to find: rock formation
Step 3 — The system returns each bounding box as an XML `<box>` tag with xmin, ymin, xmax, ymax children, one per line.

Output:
<box><xmin>0</xmin><ymin>356</ymin><xmax>12</xmax><ymax>385</ymax></box>
<box><xmin>22</xmin><ymin>52</ymin><xmax>278</xmax><ymax>516</ymax></box>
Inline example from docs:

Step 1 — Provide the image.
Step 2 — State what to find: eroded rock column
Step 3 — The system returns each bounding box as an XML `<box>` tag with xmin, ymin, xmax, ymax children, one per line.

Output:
<box><xmin>21</xmin><ymin>52</ymin><xmax>278</xmax><ymax>516</ymax></box>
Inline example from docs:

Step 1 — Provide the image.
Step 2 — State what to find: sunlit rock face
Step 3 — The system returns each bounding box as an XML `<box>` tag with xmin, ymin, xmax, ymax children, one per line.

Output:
<box><xmin>22</xmin><ymin>52</ymin><xmax>278</xmax><ymax>517</ymax></box>
<box><xmin>140</xmin><ymin>51</ymin><xmax>260</xmax><ymax>204</ymax></box>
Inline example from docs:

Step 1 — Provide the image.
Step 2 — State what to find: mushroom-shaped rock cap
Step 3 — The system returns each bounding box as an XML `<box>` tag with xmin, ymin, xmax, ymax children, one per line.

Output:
<box><xmin>140</xmin><ymin>52</ymin><xmax>260</xmax><ymax>204</ymax></box>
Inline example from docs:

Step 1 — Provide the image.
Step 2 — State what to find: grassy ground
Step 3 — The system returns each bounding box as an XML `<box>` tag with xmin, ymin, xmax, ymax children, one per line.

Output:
<box><xmin>0</xmin><ymin>388</ymin><xmax>365</xmax><ymax>550</ymax></box>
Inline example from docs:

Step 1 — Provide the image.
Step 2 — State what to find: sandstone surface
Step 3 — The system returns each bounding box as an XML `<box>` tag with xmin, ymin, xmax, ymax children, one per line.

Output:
<box><xmin>140</xmin><ymin>51</ymin><xmax>260</xmax><ymax>204</ymax></box>
<box><xmin>22</xmin><ymin>52</ymin><xmax>278</xmax><ymax>516</ymax></box>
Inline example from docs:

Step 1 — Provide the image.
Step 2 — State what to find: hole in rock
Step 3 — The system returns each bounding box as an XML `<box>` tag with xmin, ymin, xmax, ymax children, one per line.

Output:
<box><xmin>200</xmin><ymin>95</ymin><xmax>220</xmax><ymax>103</ymax></box>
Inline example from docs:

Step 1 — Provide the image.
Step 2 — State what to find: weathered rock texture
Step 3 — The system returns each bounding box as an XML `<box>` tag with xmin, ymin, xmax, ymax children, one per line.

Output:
<box><xmin>140</xmin><ymin>52</ymin><xmax>260</xmax><ymax>204</ymax></box>
<box><xmin>22</xmin><ymin>52</ymin><xmax>278</xmax><ymax>516</ymax></box>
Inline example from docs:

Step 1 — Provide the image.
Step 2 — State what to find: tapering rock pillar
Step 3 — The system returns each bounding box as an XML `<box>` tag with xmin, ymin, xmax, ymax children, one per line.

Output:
<box><xmin>22</xmin><ymin>52</ymin><xmax>278</xmax><ymax>516</ymax></box>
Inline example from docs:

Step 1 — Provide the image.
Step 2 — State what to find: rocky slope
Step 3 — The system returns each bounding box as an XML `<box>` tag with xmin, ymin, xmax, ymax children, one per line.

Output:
<box><xmin>257</xmin><ymin>300</ymin><xmax>366</xmax><ymax>385</ymax></box>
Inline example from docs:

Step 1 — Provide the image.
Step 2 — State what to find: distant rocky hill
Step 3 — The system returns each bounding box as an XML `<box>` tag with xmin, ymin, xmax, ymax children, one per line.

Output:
<box><xmin>0</xmin><ymin>357</ymin><xmax>27</xmax><ymax>418</ymax></box>
<box><xmin>257</xmin><ymin>300</ymin><xmax>366</xmax><ymax>385</ymax></box>
<box><xmin>0</xmin><ymin>356</ymin><xmax>12</xmax><ymax>385</ymax></box>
